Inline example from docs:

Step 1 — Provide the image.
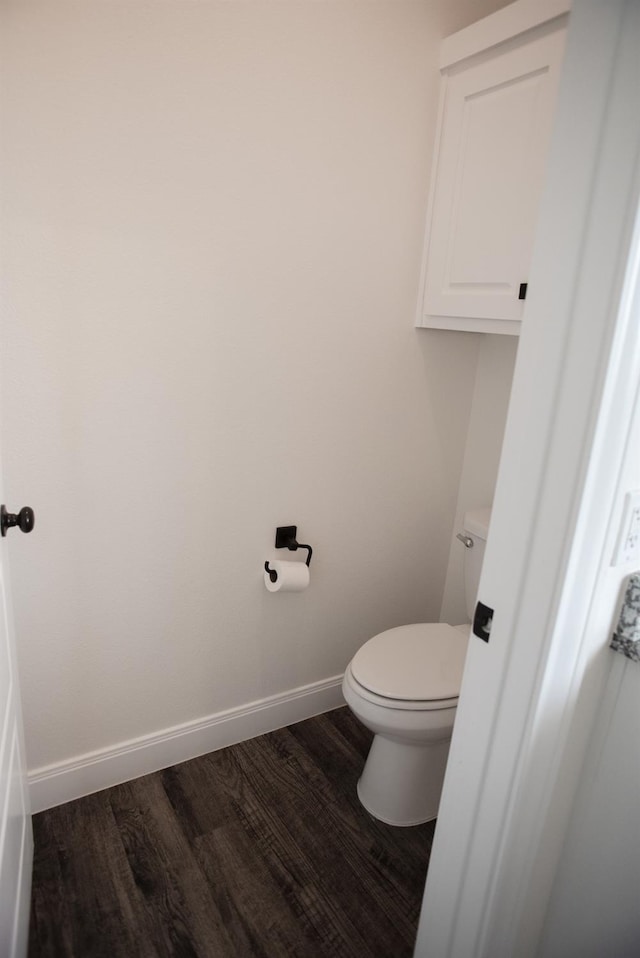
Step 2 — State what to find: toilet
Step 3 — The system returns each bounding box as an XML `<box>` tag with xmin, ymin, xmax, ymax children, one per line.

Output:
<box><xmin>342</xmin><ymin>507</ymin><xmax>491</xmax><ymax>826</ymax></box>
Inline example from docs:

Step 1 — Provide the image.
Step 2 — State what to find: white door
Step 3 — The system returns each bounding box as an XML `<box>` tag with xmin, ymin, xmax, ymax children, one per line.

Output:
<box><xmin>422</xmin><ymin>25</ymin><xmax>565</xmax><ymax>324</ymax></box>
<box><xmin>0</xmin><ymin>489</ymin><xmax>33</xmax><ymax>953</ymax></box>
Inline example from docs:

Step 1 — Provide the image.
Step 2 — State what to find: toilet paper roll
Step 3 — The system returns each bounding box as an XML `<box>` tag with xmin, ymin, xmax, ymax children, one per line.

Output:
<box><xmin>264</xmin><ymin>560</ymin><xmax>310</xmax><ymax>593</ymax></box>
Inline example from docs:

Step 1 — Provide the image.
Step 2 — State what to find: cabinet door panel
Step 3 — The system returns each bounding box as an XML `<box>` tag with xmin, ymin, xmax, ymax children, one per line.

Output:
<box><xmin>422</xmin><ymin>29</ymin><xmax>565</xmax><ymax>325</ymax></box>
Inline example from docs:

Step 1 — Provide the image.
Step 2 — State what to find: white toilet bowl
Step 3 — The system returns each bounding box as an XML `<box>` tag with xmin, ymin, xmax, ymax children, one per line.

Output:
<box><xmin>342</xmin><ymin>622</ymin><xmax>469</xmax><ymax>826</ymax></box>
<box><xmin>343</xmin><ymin>507</ymin><xmax>490</xmax><ymax>826</ymax></box>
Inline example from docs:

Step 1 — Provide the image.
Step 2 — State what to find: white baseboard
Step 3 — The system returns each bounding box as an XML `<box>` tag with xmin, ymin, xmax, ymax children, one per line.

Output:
<box><xmin>28</xmin><ymin>674</ymin><xmax>345</xmax><ymax>814</ymax></box>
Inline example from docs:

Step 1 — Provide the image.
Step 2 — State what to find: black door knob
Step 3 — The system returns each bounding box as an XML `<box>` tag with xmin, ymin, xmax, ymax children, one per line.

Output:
<box><xmin>1</xmin><ymin>505</ymin><xmax>35</xmax><ymax>537</ymax></box>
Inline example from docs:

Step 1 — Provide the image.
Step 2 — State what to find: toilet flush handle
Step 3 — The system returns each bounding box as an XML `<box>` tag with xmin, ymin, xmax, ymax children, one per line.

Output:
<box><xmin>456</xmin><ymin>532</ymin><xmax>474</xmax><ymax>549</ymax></box>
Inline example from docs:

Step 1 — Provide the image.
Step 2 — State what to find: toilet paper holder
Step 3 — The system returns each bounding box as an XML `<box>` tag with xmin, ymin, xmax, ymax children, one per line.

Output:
<box><xmin>264</xmin><ymin>525</ymin><xmax>313</xmax><ymax>583</ymax></box>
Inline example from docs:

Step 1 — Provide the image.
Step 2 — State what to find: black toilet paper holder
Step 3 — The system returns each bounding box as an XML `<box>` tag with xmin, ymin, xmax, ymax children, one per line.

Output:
<box><xmin>264</xmin><ymin>526</ymin><xmax>313</xmax><ymax>583</ymax></box>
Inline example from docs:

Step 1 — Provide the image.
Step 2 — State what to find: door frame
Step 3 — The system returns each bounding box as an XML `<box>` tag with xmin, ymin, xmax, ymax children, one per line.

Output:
<box><xmin>415</xmin><ymin>1</ymin><xmax>640</xmax><ymax>955</ymax></box>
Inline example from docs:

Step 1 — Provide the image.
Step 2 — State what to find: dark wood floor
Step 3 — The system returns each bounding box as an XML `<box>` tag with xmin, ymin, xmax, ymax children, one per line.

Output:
<box><xmin>28</xmin><ymin>707</ymin><xmax>435</xmax><ymax>958</ymax></box>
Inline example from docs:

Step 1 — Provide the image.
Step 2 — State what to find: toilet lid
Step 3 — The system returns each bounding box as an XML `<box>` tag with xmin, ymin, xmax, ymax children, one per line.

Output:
<box><xmin>350</xmin><ymin>623</ymin><xmax>469</xmax><ymax>702</ymax></box>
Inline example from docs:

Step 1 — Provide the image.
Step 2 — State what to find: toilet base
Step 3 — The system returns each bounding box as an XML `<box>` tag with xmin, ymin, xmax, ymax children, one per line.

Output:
<box><xmin>357</xmin><ymin>733</ymin><xmax>451</xmax><ymax>826</ymax></box>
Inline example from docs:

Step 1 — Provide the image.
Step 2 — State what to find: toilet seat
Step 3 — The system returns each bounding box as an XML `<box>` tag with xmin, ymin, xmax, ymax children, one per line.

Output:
<box><xmin>349</xmin><ymin>623</ymin><xmax>468</xmax><ymax>709</ymax></box>
<box><xmin>345</xmin><ymin>665</ymin><xmax>458</xmax><ymax>711</ymax></box>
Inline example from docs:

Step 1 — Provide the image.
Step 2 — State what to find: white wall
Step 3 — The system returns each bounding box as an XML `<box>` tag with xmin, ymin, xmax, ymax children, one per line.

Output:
<box><xmin>440</xmin><ymin>334</ymin><xmax>518</xmax><ymax>625</ymax></box>
<box><xmin>0</xmin><ymin>0</ymin><xmax>507</xmax><ymax>778</ymax></box>
<box><xmin>540</xmin><ymin>655</ymin><xmax>640</xmax><ymax>958</ymax></box>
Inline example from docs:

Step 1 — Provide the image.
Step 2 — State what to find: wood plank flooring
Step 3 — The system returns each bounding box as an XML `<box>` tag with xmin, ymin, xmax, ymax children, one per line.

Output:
<box><xmin>28</xmin><ymin>708</ymin><xmax>435</xmax><ymax>958</ymax></box>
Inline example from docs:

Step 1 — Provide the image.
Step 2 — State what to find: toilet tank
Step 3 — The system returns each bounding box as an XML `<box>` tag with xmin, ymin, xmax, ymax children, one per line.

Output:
<box><xmin>461</xmin><ymin>507</ymin><xmax>491</xmax><ymax>621</ymax></box>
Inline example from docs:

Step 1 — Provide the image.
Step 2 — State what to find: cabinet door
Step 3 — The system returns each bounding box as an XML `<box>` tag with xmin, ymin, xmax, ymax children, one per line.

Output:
<box><xmin>421</xmin><ymin>27</ymin><xmax>565</xmax><ymax>331</ymax></box>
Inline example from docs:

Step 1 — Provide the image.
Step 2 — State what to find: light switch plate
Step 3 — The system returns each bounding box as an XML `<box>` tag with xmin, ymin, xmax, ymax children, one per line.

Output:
<box><xmin>612</xmin><ymin>490</ymin><xmax>640</xmax><ymax>566</ymax></box>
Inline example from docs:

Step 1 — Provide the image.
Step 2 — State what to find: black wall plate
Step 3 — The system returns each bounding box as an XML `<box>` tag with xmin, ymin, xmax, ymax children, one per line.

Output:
<box><xmin>473</xmin><ymin>601</ymin><xmax>494</xmax><ymax>643</ymax></box>
<box><xmin>275</xmin><ymin>526</ymin><xmax>297</xmax><ymax>549</ymax></box>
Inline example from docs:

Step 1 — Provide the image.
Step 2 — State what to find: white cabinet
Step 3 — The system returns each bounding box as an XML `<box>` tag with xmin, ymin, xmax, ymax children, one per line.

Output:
<box><xmin>417</xmin><ymin>1</ymin><xmax>569</xmax><ymax>335</ymax></box>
